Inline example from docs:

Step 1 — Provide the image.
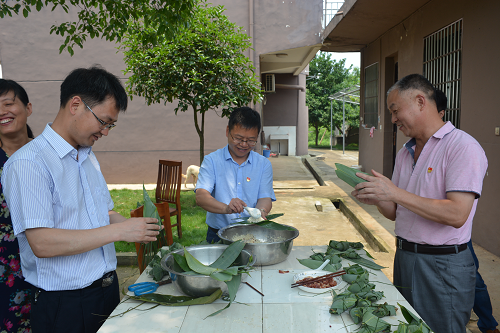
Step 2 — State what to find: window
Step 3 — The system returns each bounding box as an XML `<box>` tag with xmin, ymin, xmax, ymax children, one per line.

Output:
<box><xmin>363</xmin><ymin>63</ymin><xmax>378</xmax><ymax>128</ymax></box>
<box><xmin>423</xmin><ymin>19</ymin><xmax>462</xmax><ymax>128</ymax></box>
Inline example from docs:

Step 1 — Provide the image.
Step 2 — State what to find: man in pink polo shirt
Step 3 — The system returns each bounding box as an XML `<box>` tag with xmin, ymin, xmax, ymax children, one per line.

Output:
<box><xmin>352</xmin><ymin>74</ymin><xmax>488</xmax><ymax>333</ymax></box>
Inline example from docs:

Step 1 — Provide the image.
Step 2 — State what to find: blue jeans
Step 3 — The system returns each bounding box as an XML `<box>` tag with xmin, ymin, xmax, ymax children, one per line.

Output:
<box><xmin>468</xmin><ymin>240</ymin><xmax>498</xmax><ymax>332</ymax></box>
<box><xmin>206</xmin><ymin>226</ymin><xmax>221</xmax><ymax>243</ymax></box>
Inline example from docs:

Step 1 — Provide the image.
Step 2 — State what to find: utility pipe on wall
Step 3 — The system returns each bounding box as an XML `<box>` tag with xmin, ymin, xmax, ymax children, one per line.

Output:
<box><xmin>275</xmin><ymin>84</ymin><xmax>306</xmax><ymax>92</ymax></box>
<box><xmin>249</xmin><ymin>0</ymin><xmax>254</xmax><ymax>110</ymax></box>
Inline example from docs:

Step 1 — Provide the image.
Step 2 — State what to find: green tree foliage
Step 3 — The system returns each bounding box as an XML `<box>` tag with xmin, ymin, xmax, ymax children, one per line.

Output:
<box><xmin>121</xmin><ymin>1</ymin><xmax>263</xmax><ymax>164</ymax></box>
<box><xmin>0</xmin><ymin>0</ymin><xmax>196</xmax><ymax>55</ymax></box>
<box><xmin>306</xmin><ymin>52</ymin><xmax>360</xmax><ymax>146</ymax></box>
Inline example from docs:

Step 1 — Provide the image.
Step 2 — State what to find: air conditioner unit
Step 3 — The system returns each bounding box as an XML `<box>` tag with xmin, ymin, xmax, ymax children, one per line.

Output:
<box><xmin>264</xmin><ymin>74</ymin><xmax>275</xmax><ymax>93</ymax></box>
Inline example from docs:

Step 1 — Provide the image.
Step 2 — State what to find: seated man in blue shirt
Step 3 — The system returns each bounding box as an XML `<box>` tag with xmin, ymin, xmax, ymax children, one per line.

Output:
<box><xmin>2</xmin><ymin>66</ymin><xmax>162</xmax><ymax>333</ymax></box>
<box><xmin>195</xmin><ymin>107</ymin><xmax>276</xmax><ymax>243</ymax></box>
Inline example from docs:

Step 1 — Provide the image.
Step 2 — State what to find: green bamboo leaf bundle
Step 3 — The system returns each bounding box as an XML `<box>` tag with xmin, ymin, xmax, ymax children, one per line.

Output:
<box><xmin>357</xmin><ymin>310</ymin><xmax>391</xmax><ymax>333</ymax></box>
<box><xmin>141</xmin><ymin>185</ymin><xmax>170</xmax><ymax>281</ymax></box>
<box><xmin>395</xmin><ymin>303</ymin><xmax>434</xmax><ymax>332</ymax></box>
<box><xmin>334</xmin><ymin>163</ymin><xmax>371</xmax><ymax>188</ymax></box>
<box><xmin>329</xmin><ymin>296</ymin><xmax>357</xmax><ymax>315</ymax></box>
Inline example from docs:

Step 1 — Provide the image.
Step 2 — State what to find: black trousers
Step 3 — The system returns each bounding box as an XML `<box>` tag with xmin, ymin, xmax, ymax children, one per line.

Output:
<box><xmin>30</xmin><ymin>272</ymin><xmax>120</xmax><ymax>333</ymax></box>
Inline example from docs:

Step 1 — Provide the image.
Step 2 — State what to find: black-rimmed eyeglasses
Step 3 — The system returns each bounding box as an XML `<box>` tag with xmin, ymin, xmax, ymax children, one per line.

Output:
<box><xmin>82</xmin><ymin>100</ymin><xmax>116</xmax><ymax>130</ymax></box>
<box><xmin>229</xmin><ymin>132</ymin><xmax>257</xmax><ymax>146</ymax></box>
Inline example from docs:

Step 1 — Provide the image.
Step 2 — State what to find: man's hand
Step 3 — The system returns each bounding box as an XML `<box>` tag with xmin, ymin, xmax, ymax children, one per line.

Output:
<box><xmin>226</xmin><ymin>198</ymin><xmax>246</xmax><ymax>214</ymax></box>
<box><xmin>118</xmin><ymin>217</ymin><xmax>162</xmax><ymax>243</ymax></box>
<box><xmin>352</xmin><ymin>170</ymin><xmax>399</xmax><ymax>203</ymax></box>
<box><xmin>25</xmin><ymin>216</ymin><xmax>162</xmax><ymax>258</ymax></box>
<box><xmin>351</xmin><ymin>169</ymin><xmax>398</xmax><ymax>221</ymax></box>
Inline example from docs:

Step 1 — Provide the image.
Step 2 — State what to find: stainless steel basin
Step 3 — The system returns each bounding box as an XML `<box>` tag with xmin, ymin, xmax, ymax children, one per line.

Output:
<box><xmin>218</xmin><ymin>224</ymin><xmax>299</xmax><ymax>266</ymax></box>
<box><xmin>161</xmin><ymin>244</ymin><xmax>255</xmax><ymax>297</ymax></box>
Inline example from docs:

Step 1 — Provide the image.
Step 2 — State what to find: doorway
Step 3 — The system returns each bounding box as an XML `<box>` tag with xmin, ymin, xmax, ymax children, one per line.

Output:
<box><xmin>382</xmin><ymin>56</ymin><xmax>398</xmax><ymax>178</ymax></box>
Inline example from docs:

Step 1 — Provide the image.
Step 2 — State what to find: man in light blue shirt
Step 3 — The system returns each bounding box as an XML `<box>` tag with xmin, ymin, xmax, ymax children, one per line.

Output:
<box><xmin>195</xmin><ymin>107</ymin><xmax>276</xmax><ymax>242</ymax></box>
<box><xmin>1</xmin><ymin>66</ymin><xmax>161</xmax><ymax>333</ymax></box>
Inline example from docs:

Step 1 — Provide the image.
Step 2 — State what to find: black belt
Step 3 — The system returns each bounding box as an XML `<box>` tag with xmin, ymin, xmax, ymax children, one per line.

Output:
<box><xmin>208</xmin><ymin>226</ymin><xmax>219</xmax><ymax>234</ymax></box>
<box><xmin>85</xmin><ymin>271</ymin><xmax>116</xmax><ymax>289</ymax></box>
<box><xmin>396</xmin><ymin>237</ymin><xmax>467</xmax><ymax>255</ymax></box>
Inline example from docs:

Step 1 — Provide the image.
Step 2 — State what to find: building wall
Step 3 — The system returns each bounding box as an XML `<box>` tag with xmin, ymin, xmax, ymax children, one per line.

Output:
<box><xmin>0</xmin><ymin>0</ymin><xmax>321</xmax><ymax>183</ymax></box>
<box><xmin>358</xmin><ymin>0</ymin><xmax>500</xmax><ymax>256</ymax></box>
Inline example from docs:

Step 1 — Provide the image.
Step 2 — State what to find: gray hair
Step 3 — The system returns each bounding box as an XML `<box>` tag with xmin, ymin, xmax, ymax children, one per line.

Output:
<box><xmin>387</xmin><ymin>74</ymin><xmax>436</xmax><ymax>103</ymax></box>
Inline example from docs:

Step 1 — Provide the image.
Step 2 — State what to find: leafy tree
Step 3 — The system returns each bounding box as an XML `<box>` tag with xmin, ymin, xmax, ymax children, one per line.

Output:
<box><xmin>306</xmin><ymin>52</ymin><xmax>360</xmax><ymax>146</ymax></box>
<box><xmin>121</xmin><ymin>1</ymin><xmax>263</xmax><ymax>164</ymax></box>
<box><xmin>0</xmin><ymin>0</ymin><xmax>196</xmax><ymax>55</ymax></box>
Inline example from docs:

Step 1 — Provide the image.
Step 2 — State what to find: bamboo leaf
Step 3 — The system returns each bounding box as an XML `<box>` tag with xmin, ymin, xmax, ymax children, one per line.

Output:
<box><xmin>128</xmin><ymin>288</ymin><xmax>222</xmax><ymax>306</ymax></box>
<box><xmin>209</xmin><ymin>240</ymin><xmax>245</xmax><ymax>269</ymax></box>
<box><xmin>398</xmin><ymin>302</ymin><xmax>426</xmax><ymax>326</ymax></box>
<box><xmin>220</xmin><ymin>266</ymin><xmax>238</xmax><ymax>275</ymax></box>
<box><xmin>344</xmin><ymin>257</ymin><xmax>386</xmax><ymax>270</ymax></box>
<box><xmin>206</xmin><ymin>274</ymin><xmax>242</xmax><ymax>318</ymax></box>
<box><xmin>184</xmin><ymin>247</ymin><xmax>219</xmax><ymax>275</ymax></box>
<box><xmin>297</xmin><ymin>258</ymin><xmax>342</xmax><ymax>272</ymax></box>
<box><xmin>172</xmin><ymin>253</ymin><xmax>190</xmax><ymax>272</ymax></box>
<box><xmin>334</xmin><ymin>163</ymin><xmax>371</xmax><ymax>188</ymax></box>
<box><xmin>209</xmin><ymin>271</ymin><xmax>234</xmax><ymax>282</ymax></box>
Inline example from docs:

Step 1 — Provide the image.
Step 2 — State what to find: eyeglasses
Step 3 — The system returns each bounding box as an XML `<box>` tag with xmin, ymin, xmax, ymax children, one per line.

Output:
<box><xmin>82</xmin><ymin>100</ymin><xmax>116</xmax><ymax>130</ymax></box>
<box><xmin>229</xmin><ymin>132</ymin><xmax>257</xmax><ymax>146</ymax></box>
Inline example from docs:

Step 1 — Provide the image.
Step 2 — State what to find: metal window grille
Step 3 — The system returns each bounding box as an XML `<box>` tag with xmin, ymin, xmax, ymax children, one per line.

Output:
<box><xmin>363</xmin><ymin>63</ymin><xmax>379</xmax><ymax>128</ymax></box>
<box><xmin>323</xmin><ymin>0</ymin><xmax>344</xmax><ymax>29</ymax></box>
<box><xmin>423</xmin><ymin>19</ymin><xmax>463</xmax><ymax>128</ymax></box>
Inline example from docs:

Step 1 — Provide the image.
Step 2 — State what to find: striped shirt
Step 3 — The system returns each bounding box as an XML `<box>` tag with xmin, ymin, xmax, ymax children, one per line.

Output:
<box><xmin>1</xmin><ymin>123</ymin><xmax>116</xmax><ymax>291</ymax></box>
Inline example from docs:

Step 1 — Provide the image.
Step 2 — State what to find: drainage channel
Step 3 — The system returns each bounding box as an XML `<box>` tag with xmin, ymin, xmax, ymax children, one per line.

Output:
<box><xmin>301</xmin><ymin>156</ymin><xmax>326</xmax><ymax>186</ymax></box>
<box><xmin>301</xmin><ymin>156</ymin><xmax>390</xmax><ymax>254</ymax></box>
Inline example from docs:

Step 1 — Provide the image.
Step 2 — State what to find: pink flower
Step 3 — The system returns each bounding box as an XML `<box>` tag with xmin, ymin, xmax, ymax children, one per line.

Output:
<box><xmin>10</xmin><ymin>258</ymin><xmax>20</xmax><ymax>271</ymax></box>
<box><xmin>21</xmin><ymin>303</ymin><xmax>31</xmax><ymax>314</ymax></box>
<box><xmin>3</xmin><ymin>318</ymin><xmax>13</xmax><ymax>330</ymax></box>
<box><xmin>9</xmin><ymin>305</ymin><xmax>20</xmax><ymax>311</ymax></box>
<box><xmin>6</xmin><ymin>274</ymin><xmax>15</xmax><ymax>287</ymax></box>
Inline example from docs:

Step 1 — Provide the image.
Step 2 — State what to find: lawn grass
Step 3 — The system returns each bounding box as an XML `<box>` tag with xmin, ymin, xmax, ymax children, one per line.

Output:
<box><xmin>110</xmin><ymin>189</ymin><xmax>207</xmax><ymax>252</ymax></box>
<box><xmin>308</xmin><ymin>126</ymin><xmax>359</xmax><ymax>150</ymax></box>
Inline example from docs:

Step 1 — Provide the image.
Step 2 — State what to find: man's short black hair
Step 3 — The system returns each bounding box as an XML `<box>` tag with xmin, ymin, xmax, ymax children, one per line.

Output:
<box><xmin>434</xmin><ymin>88</ymin><xmax>447</xmax><ymax>112</ymax></box>
<box><xmin>387</xmin><ymin>74</ymin><xmax>436</xmax><ymax>106</ymax></box>
<box><xmin>228</xmin><ymin>107</ymin><xmax>261</xmax><ymax>134</ymax></box>
<box><xmin>60</xmin><ymin>65</ymin><xmax>128</xmax><ymax>111</ymax></box>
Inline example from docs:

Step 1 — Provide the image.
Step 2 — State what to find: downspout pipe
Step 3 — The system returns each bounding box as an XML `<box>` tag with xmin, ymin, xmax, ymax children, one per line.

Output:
<box><xmin>249</xmin><ymin>0</ymin><xmax>254</xmax><ymax>109</ymax></box>
<box><xmin>275</xmin><ymin>84</ymin><xmax>306</xmax><ymax>92</ymax></box>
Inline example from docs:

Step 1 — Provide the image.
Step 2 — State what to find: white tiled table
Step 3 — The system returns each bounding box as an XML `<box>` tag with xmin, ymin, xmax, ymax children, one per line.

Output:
<box><xmin>98</xmin><ymin>246</ymin><xmax>418</xmax><ymax>333</ymax></box>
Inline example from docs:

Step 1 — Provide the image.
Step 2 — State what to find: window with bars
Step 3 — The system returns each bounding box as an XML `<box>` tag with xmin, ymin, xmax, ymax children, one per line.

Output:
<box><xmin>363</xmin><ymin>63</ymin><xmax>378</xmax><ymax>128</ymax></box>
<box><xmin>423</xmin><ymin>19</ymin><xmax>462</xmax><ymax>128</ymax></box>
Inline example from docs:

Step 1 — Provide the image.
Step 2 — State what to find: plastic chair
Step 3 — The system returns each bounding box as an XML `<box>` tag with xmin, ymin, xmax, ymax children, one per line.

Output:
<box><xmin>130</xmin><ymin>202</ymin><xmax>173</xmax><ymax>273</ymax></box>
<box><xmin>155</xmin><ymin>160</ymin><xmax>183</xmax><ymax>240</ymax></box>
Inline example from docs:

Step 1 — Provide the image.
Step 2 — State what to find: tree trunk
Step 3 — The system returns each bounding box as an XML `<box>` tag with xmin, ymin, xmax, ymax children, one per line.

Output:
<box><xmin>192</xmin><ymin>106</ymin><xmax>205</xmax><ymax>165</ymax></box>
<box><xmin>199</xmin><ymin>112</ymin><xmax>205</xmax><ymax>165</ymax></box>
<box><xmin>315</xmin><ymin>126</ymin><xmax>320</xmax><ymax>146</ymax></box>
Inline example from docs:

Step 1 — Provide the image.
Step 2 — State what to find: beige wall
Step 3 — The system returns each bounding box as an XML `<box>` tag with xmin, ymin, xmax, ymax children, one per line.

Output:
<box><xmin>358</xmin><ymin>0</ymin><xmax>500</xmax><ymax>256</ymax></box>
<box><xmin>0</xmin><ymin>0</ymin><xmax>321</xmax><ymax>182</ymax></box>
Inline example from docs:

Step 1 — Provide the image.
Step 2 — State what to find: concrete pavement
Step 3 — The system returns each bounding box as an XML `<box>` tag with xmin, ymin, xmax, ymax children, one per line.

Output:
<box><xmin>114</xmin><ymin>148</ymin><xmax>499</xmax><ymax>332</ymax></box>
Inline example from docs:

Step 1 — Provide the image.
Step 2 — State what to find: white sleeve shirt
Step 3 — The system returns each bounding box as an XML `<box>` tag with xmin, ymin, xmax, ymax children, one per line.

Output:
<box><xmin>1</xmin><ymin>123</ymin><xmax>116</xmax><ymax>291</ymax></box>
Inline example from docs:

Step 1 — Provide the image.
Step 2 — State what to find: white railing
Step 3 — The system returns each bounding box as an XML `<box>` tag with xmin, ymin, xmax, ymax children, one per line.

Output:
<box><xmin>323</xmin><ymin>0</ymin><xmax>344</xmax><ymax>29</ymax></box>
